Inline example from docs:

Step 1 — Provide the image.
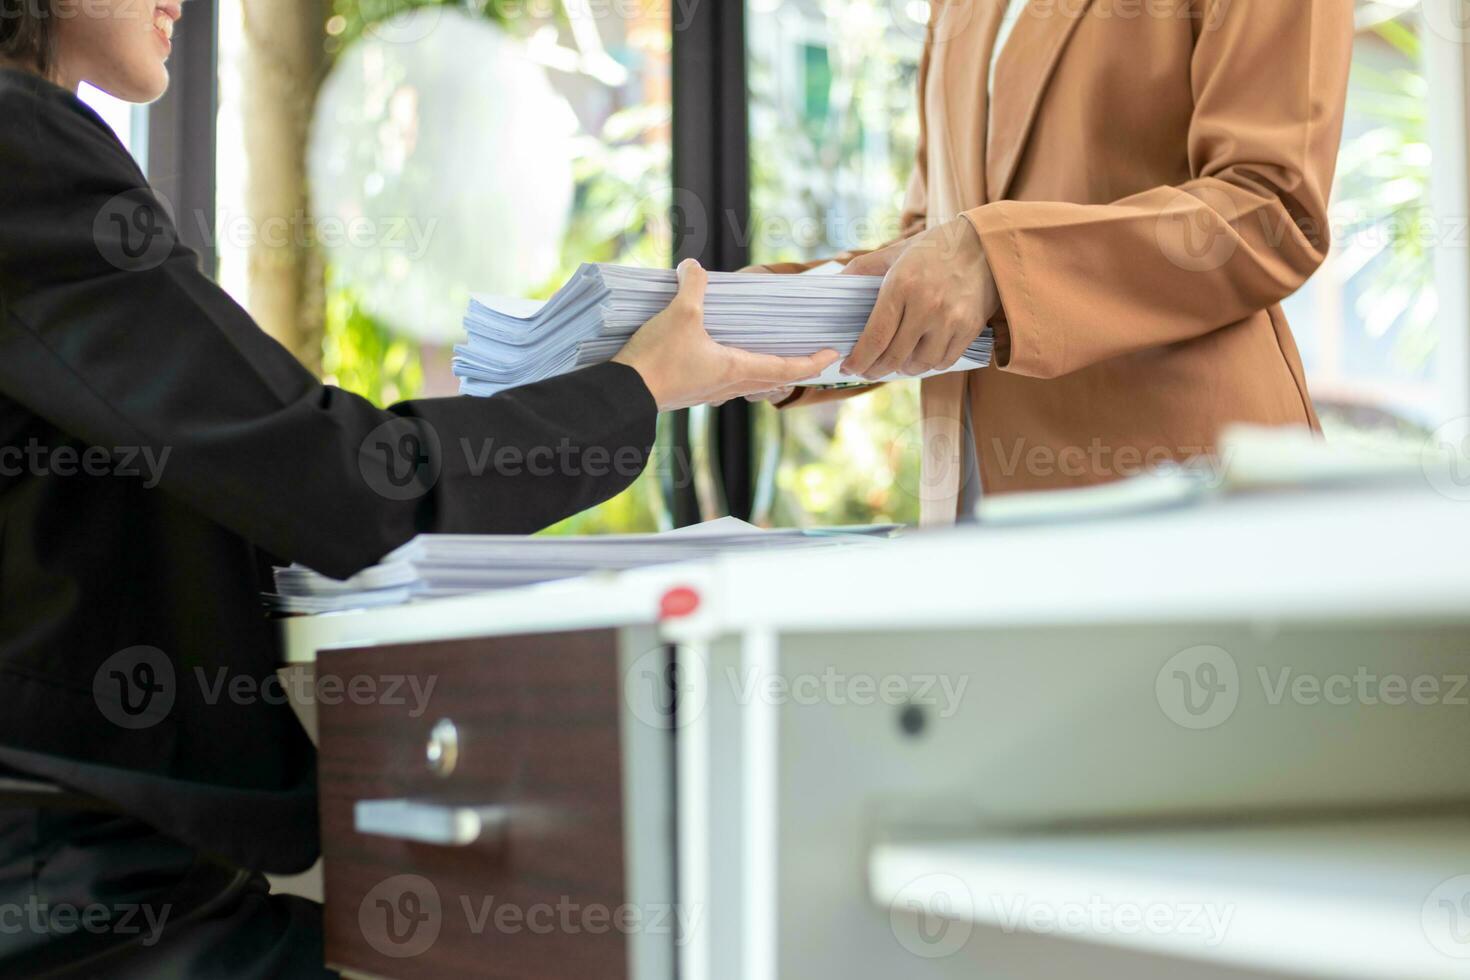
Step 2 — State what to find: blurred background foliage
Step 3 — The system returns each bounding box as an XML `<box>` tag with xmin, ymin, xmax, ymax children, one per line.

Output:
<box><xmin>1333</xmin><ymin>17</ymin><xmax>1433</xmax><ymax>372</ymax></box>
<box><xmin>535</xmin><ymin>100</ymin><xmax>675</xmax><ymax>535</ymax></box>
<box><xmin>317</xmin><ymin>0</ymin><xmax>518</xmax><ymax>409</ymax></box>
<box><xmin>747</xmin><ymin>0</ymin><xmax>925</xmax><ymax>527</ymax></box>
<box><xmin>769</xmin><ymin>384</ymin><xmax>922</xmax><ymax>526</ymax></box>
<box><xmin>321</xmin><ymin>274</ymin><xmax>425</xmax><ymax>406</ymax></box>
<box><xmin>549</xmin><ymin>102</ymin><xmax>673</xmax><ymax>289</ymax></box>
<box><xmin>326</xmin><ymin>0</ymin><xmax>510</xmax><ymax>52</ymax></box>
<box><xmin>318</xmin><ymin>0</ymin><xmax>675</xmax><ymax>535</ymax></box>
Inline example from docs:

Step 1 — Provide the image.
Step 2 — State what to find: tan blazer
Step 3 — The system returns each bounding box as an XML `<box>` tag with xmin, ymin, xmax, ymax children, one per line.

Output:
<box><xmin>768</xmin><ymin>0</ymin><xmax>1353</xmax><ymax>525</ymax></box>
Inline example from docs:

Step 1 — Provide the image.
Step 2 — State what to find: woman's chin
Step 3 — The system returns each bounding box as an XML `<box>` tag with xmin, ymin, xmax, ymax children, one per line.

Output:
<box><xmin>140</xmin><ymin>69</ymin><xmax>171</xmax><ymax>104</ymax></box>
<box><xmin>93</xmin><ymin>66</ymin><xmax>170</xmax><ymax>105</ymax></box>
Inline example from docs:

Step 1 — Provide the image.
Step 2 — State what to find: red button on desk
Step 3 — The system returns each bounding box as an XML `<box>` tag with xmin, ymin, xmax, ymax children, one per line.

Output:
<box><xmin>659</xmin><ymin>586</ymin><xmax>701</xmax><ymax>619</ymax></box>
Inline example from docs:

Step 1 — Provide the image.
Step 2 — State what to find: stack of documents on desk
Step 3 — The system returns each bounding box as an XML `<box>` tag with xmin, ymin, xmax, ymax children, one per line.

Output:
<box><xmin>452</xmin><ymin>263</ymin><xmax>996</xmax><ymax>395</ymax></box>
<box><xmin>267</xmin><ymin>518</ymin><xmax>897</xmax><ymax>614</ymax></box>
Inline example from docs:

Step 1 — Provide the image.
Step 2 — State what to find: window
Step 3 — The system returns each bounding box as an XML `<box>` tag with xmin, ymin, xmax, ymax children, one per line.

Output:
<box><xmin>750</xmin><ymin>0</ymin><xmax>1467</xmax><ymax>527</ymax></box>
<box><xmin>747</xmin><ymin>0</ymin><xmax>927</xmax><ymax>526</ymax></box>
<box><xmin>201</xmin><ymin>1</ymin><xmax>1467</xmax><ymax>532</ymax></box>
<box><xmin>1289</xmin><ymin>1</ymin><xmax>1444</xmax><ymax>445</ymax></box>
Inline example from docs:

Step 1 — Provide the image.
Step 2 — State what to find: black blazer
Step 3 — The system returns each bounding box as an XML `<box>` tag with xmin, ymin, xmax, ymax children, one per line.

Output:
<box><xmin>0</xmin><ymin>69</ymin><xmax>657</xmax><ymax>872</ymax></box>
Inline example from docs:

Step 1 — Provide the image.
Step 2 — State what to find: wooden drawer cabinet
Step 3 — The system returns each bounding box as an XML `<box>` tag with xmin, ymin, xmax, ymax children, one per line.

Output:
<box><xmin>316</xmin><ymin>630</ymin><xmax>637</xmax><ymax>979</ymax></box>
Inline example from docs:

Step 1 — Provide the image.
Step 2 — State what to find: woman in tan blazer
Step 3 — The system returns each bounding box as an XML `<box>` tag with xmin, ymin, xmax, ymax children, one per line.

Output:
<box><xmin>759</xmin><ymin>0</ymin><xmax>1354</xmax><ymax>525</ymax></box>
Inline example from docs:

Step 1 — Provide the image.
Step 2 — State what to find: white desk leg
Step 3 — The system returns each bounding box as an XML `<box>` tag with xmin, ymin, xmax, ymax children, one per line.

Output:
<box><xmin>677</xmin><ymin>639</ymin><xmax>714</xmax><ymax>980</ymax></box>
<box><xmin>618</xmin><ymin>627</ymin><xmax>677</xmax><ymax>980</ymax></box>
<box><xmin>678</xmin><ymin>634</ymin><xmax>754</xmax><ymax>980</ymax></box>
<box><xmin>741</xmin><ymin>627</ymin><xmax>780</xmax><ymax>980</ymax></box>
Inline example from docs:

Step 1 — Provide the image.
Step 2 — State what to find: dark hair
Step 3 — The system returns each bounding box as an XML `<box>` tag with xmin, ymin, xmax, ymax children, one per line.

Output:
<box><xmin>0</xmin><ymin>1</ymin><xmax>56</xmax><ymax>77</ymax></box>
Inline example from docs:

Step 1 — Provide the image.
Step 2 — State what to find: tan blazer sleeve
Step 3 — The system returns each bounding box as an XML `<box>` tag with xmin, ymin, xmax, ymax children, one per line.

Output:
<box><xmin>965</xmin><ymin>0</ymin><xmax>1353</xmax><ymax>380</ymax></box>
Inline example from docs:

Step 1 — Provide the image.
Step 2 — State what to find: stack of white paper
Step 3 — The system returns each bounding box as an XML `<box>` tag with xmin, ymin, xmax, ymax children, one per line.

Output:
<box><xmin>452</xmin><ymin>263</ymin><xmax>995</xmax><ymax>396</ymax></box>
<box><xmin>267</xmin><ymin>518</ymin><xmax>897</xmax><ymax>614</ymax></box>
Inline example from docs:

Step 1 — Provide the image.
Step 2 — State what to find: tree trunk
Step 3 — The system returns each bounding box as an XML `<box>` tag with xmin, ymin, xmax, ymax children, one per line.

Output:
<box><xmin>238</xmin><ymin>0</ymin><xmax>327</xmax><ymax>373</ymax></box>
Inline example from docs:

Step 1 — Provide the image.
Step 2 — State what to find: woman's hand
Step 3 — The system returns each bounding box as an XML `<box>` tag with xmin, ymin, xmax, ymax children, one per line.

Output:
<box><xmin>839</xmin><ymin>218</ymin><xmax>1001</xmax><ymax>379</ymax></box>
<box><xmin>613</xmin><ymin>259</ymin><xmax>839</xmax><ymax>411</ymax></box>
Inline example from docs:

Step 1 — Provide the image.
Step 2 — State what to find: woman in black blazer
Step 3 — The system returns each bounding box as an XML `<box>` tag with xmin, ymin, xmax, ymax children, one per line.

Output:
<box><xmin>0</xmin><ymin>2</ymin><xmax>834</xmax><ymax>974</ymax></box>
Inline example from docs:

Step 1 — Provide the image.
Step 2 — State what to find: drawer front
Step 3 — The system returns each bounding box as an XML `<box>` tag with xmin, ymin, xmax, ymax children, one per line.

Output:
<box><xmin>317</xmin><ymin>630</ymin><xmax>627</xmax><ymax>979</ymax></box>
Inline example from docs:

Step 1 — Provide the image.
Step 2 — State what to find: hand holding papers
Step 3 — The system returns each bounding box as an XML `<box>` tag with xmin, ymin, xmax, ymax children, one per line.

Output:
<box><xmin>452</xmin><ymin>260</ymin><xmax>995</xmax><ymax>400</ymax></box>
<box><xmin>609</xmin><ymin>261</ymin><xmax>838</xmax><ymax>410</ymax></box>
<box><xmin>839</xmin><ymin>218</ymin><xmax>1002</xmax><ymax>379</ymax></box>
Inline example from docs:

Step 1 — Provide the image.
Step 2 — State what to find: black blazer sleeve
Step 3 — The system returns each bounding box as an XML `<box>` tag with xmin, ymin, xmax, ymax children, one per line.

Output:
<box><xmin>0</xmin><ymin>76</ymin><xmax>657</xmax><ymax>580</ymax></box>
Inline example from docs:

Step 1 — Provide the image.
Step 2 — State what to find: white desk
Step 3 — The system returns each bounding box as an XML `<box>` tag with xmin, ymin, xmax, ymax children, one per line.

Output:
<box><xmin>282</xmin><ymin>484</ymin><xmax>1470</xmax><ymax>980</ymax></box>
<box><xmin>285</xmin><ymin>484</ymin><xmax>1470</xmax><ymax>658</ymax></box>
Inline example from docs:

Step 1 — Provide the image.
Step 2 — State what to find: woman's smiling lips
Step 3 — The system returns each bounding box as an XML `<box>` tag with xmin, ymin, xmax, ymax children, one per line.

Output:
<box><xmin>154</xmin><ymin>2</ymin><xmax>182</xmax><ymax>52</ymax></box>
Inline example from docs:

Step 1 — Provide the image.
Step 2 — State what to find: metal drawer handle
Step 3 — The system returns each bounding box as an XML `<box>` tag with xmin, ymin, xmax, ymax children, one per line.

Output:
<box><xmin>426</xmin><ymin>718</ymin><xmax>460</xmax><ymax>778</ymax></box>
<box><xmin>354</xmin><ymin>799</ymin><xmax>508</xmax><ymax>848</ymax></box>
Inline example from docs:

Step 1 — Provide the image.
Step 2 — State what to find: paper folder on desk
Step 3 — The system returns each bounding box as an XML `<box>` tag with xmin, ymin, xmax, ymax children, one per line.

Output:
<box><xmin>452</xmin><ymin>263</ymin><xmax>996</xmax><ymax>396</ymax></box>
<box><xmin>267</xmin><ymin>518</ymin><xmax>897</xmax><ymax>614</ymax></box>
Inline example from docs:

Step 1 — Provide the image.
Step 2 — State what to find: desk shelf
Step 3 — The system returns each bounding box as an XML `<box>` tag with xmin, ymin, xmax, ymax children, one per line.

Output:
<box><xmin>870</xmin><ymin>816</ymin><xmax>1470</xmax><ymax>979</ymax></box>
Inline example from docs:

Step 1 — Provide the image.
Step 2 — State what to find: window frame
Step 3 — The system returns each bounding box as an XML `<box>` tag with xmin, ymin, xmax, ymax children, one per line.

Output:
<box><xmin>671</xmin><ymin>0</ymin><xmax>757</xmax><ymax>522</ymax></box>
<box><xmin>1425</xmin><ymin>0</ymin><xmax>1470</xmax><ymax>422</ymax></box>
<box><xmin>147</xmin><ymin>0</ymin><xmax>219</xmax><ymax>278</ymax></box>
